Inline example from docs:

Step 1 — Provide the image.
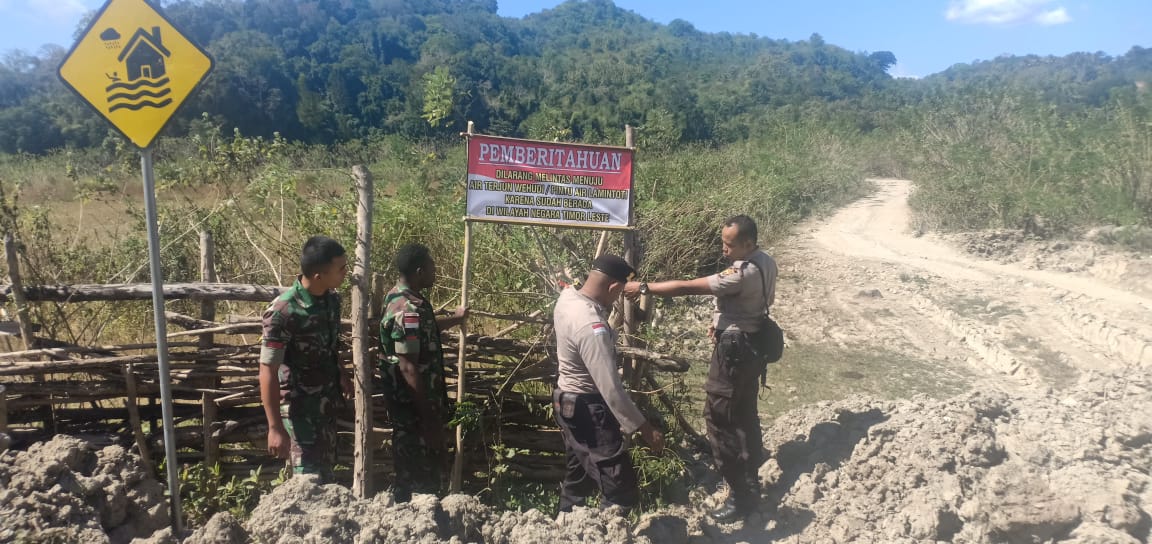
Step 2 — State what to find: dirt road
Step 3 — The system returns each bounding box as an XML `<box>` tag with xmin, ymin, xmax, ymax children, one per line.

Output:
<box><xmin>727</xmin><ymin>178</ymin><xmax>1152</xmax><ymax>543</ymax></box>
<box><xmin>781</xmin><ymin>178</ymin><xmax>1151</xmax><ymax>387</ymax></box>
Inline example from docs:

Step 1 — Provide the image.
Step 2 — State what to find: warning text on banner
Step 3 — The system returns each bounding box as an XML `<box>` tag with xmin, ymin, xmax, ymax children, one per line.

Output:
<box><xmin>466</xmin><ymin>136</ymin><xmax>633</xmax><ymax>228</ymax></box>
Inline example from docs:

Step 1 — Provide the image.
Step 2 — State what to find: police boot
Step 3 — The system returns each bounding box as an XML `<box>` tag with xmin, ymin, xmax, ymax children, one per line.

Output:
<box><xmin>705</xmin><ymin>497</ymin><xmax>741</xmax><ymax>523</ymax></box>
<box><xmin>709</xmin><ymin>494</ymin><xmax>756</xmax><ymax>523</ymax></box>
<box><xmin>745</xmin><ymin>473</ymin><xmax>762</xmax><ymax>502</ymax></box>
<box><xmin>710</xmin><ymin>478</ymin><xmax>760</xmax><ymax>524</ymax></box>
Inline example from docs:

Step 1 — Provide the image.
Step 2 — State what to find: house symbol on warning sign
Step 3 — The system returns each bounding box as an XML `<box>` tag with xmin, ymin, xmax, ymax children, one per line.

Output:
<box><xmin>105</xmin><ymin>26</ymin><xmax>173</xmax><ymax>113</ymax></box>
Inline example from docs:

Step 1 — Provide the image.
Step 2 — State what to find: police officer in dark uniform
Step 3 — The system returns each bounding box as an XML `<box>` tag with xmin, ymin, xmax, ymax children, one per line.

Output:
<box><xmin>553</xmin><ymin>254</ymin><xmax>665</xmax><ymax>514</ymax></box>
<box><xmin>624</xmin><ymin>215</ymin><xmax>778</xmax><ymax>522</ymax></box>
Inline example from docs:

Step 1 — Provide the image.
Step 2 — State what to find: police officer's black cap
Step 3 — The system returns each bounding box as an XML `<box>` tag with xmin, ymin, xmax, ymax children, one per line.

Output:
<box><xmin>591</xmin><ymin>254</ymin><xmax>635</xmax><ymax>282</ymax></box>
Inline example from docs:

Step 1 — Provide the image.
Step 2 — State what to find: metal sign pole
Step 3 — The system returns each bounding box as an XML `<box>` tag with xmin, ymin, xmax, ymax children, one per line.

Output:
<box><xmin>140</xmin><ymin>147</ymin><xmax>183</xmax><ymax>532</ymax></box>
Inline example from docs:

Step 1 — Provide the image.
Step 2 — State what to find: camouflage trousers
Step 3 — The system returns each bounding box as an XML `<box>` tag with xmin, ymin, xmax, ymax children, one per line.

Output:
<box><xmin>280</xmin><ymin>390</ymin><xmax>340</xmax><ymax>483</ymax></box>
<box><xmin>388</xmin><ymin>402</ymin><xmax>443</xmax><ymax>502</ymax></box>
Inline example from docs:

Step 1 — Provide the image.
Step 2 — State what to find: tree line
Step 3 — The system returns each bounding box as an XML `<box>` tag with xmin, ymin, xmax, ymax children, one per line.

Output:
<box><xmin>2</xmin><ymin>0</ymin><xmax>901</xmax><ymax>153</ymax></box>
<box><xmin>1</xmin><ymin>0</ymin><xmax>1149</xmax><ymax>231</ymax></box>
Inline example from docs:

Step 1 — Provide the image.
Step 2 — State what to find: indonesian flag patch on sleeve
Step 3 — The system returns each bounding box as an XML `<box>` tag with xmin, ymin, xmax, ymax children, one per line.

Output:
<box><xmin>402</xmin><ymin>312</ymin><xmax>421</xmax><ymax>330</ymax></box>
<box><xmin>591</xmin><ymin>322</ymin><xmax>608</xmax><ymax>336</ymax></box>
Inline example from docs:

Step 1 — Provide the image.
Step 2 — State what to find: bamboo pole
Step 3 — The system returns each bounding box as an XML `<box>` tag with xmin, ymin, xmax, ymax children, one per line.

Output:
<box><xmin>166</xmin><ymin>323</ymin><xmax>261</xmax><ymax>338</ymax></box>
<box><xmin>4</xmin><ymin>233</ymin><xmax>51</xmax><ymax>430</ymax></box>
<box><xmin>199</xmin><ymin>231</ymin><xmax>221</xmax><ymax>472</ymax></box>
<box><xmin>450</xmin><ymin>218</ymin><xmax>474</xmax><ymax>493</ymax></box>
<box><xmin>594</xmin><ymin>231</ymin><xmax>610</xmax><ymax>259</ymax></box>
<box><xmin>0</xmin><ymin>342</ymin><xmax>200</xmax><ymax>360</ymax></box>
<box><xmin>0</xmin><ymin>384</ymin><xmax>8</xmax><ymax>440</ymax></box>
<box><xmin>621</xmin><ymin>125</ymin><xmax>639</xmax><ymax>383</ymax></box>
<box><xmin>165</xmin><ymin>311</ymin><xmax>217</xmax><ymax>330</ymax></box>
<box><xmin>493</xmin><ymin>310</ymin><xmax>544</xmax><ymax>338</ymax></box>
<box><xmin>449</xmin><ymin>121</ymin><xmax>478</xmax><ymax>494</ymax></box>
<box><xmin>0</xmin><ymin>347</ymin><xmax>255</xmax><ymax>376</ymax></box>
<box><xmin>369</xmin><ymin>273</ymin><xmax>386</xmax><ymax>320</ymax></box>
<box><xmin>351</xmin><ymin>165</ymin><xmax>374</xmax><ymax>498</ymax></box>
<box><xmin>643</xmin><ymin>372</ymin><xmax>702</xmax><ymax>444</ymax></box>
<box><xmin>3</xmin><ymin>234</ymin><xmax>34</xmax><ymax>352</ymax></box>
<box><xmin>0</xmin><ymin>282</ymin><xmax>287</xmax><ymax>303</ymax></box>
<box><xmin>123</xmin><ymin>364</ymin><xmax>154</xmax><ymax>474</ymax></box>
<box><xmin>469</xmin><ymin>310</ymin><xmax>550</xmax><ymax>324</ymax></box>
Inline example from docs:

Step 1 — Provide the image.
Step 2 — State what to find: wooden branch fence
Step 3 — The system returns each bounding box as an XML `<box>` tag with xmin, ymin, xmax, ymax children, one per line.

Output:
<box><xmin>0</xmin><ymin>232</ymin><xmax>700</xmax><ymax>489</ymax></box>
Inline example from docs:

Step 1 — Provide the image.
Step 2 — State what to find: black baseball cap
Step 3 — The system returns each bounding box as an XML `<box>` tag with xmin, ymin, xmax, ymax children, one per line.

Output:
<box><xmin>591</xmin><ymin>254</ymin><xmax>635</xmax><ymax>282</ymax></box>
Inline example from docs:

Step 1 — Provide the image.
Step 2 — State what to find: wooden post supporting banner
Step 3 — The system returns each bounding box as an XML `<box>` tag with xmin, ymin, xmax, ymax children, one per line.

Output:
<box><xmin>450</xmin><ymin>220</ymin><xmax>475</xmax><ymax>493</ymax></box>
<box><xmin>626</xmin><ymin>123</ymin><xmax>650</xmax><ymax>388</ymax></box>
<box><xmin>621</xmin><ymin>125</ymin><xmax>640</xmax><ymax>383</ymax></box>
<box><xmin>450</xmin><ymin>122</ymin><xmax>477</xmax><ymax>494</ymax></box>
<box><xmin>351</xmin><ymin>165</ymin><xmax>375</xmax><ymax>498</ymax></box>
<box><xmin>198</xmin><ymin>231</ymin><xmax>221</xmax><ymax>472</ymax></box>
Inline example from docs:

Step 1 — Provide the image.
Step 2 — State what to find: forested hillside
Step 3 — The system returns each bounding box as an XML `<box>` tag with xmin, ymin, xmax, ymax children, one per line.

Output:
<box><xmin>2</xmin><ymin>0</ymin><xmax>900</xmax><ymax>152</ymax></box>
<box><xmin>1</xmin><ymin>0</ymin><xmax>1150</xmax><ymax>232</ymax></box>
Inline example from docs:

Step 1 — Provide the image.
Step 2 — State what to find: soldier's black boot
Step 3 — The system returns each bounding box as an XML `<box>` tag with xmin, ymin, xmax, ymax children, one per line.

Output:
<box><xmin>710</xmin><ymin>476</ymin><xmax>760</xmax><ymax>523</ymax></box>
<box><xmin>709</xmin><ymin>493</ymin><xmax>756</xmax><ymax>523</ymax></box>
<box><xmin>709</xmin><ymin>496</ymin><xmax>755</xmax><ymax>523</ymax></box>
<box><xmin>709</xmin><ymin>495</ymin><xmax>740</xmax><ymax>523</ymax></box>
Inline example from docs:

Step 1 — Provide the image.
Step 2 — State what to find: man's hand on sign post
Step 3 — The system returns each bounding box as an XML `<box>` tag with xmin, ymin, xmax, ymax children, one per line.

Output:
<box><xmin>623</xmin><ymin>281</ymin><xmax>643</xmax><ymax>301</ymax></box>
<box><xmin>439</xmin><ymin>306</ymin><xmax>468</xmax><ymax>330</ymax></box>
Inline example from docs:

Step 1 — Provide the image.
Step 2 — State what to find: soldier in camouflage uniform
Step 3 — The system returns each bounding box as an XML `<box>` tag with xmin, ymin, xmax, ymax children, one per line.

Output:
<box><xmin>259</xmin><ymin>236</ymin><xmax>353</xmax><ymax>483</ymax></box>
<box><xmin>379</xmin><ymin>243</ymin><xmax>467</xmax><ymax>502</ymax></box>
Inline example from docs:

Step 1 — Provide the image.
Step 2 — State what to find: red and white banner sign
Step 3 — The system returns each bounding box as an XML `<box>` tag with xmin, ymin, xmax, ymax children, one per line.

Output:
<box><xmin>466</xmin><ymin>135</ymin><xmax>633</xmax><ymax>228</ymax></box>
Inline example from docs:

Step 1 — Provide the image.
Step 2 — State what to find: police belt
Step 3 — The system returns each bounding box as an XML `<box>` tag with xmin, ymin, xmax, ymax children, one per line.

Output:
<box><xmin>554</xmin><ymin>389</ymin><xmax>606</xmax><ymax>403</ymax></box>
<box><xmin>713</xmin><ymin>326</ymin><xmax>759</xmax><ymax>337</ymax></box>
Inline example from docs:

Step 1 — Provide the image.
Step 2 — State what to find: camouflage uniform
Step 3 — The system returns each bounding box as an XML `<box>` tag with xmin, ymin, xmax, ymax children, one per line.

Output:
<box><xmin>379</xmin><ymin>282</ymin><xmax>450</xmax><ymax>501</ymax></box>
<box><xmin>259</xmin><ymin>277</ymin><xmax>343</xmax><ymax>482</ymax></box>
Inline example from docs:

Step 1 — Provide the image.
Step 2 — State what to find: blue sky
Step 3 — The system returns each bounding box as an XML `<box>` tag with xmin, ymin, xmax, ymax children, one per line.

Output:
<box><xmin>1</xmin><ymin>0</ymin><xmax>1148</xmax><ymax>77</ymax></box>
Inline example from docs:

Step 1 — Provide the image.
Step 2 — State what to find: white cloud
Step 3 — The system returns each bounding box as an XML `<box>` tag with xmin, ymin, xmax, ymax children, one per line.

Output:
<box><xmin>945</xmin><ymin>0</ymin><xmax>1073</xmax><ymax>26</ymax></box>
<box><xmin>1034</xmin><ymin>7</ymin><xmax>1070</xmax><ymax>25</ymax></box>
<box><xmin>25</xmin><ymin>0</ymin><xmax>87</xmax><ymax>20</ymax></box>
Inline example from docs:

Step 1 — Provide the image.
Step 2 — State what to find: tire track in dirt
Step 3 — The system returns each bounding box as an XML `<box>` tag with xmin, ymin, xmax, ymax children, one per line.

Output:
<box><xmin>783</xmin><ymin>178</ymin><xmax>1151</xmax><ymax>388</ymax></box>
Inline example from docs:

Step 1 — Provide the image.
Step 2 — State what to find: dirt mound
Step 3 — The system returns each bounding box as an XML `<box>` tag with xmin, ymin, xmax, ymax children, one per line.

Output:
<box><xmin>759</xmin><ymin>383</ymin><xmax>1151</xmax><ymax>543</ymax></box>
<box><xmin>0</xmin><ymin>435</ymin><xmax>170</xmax><ymax>544</ymax></box>
<box><xmin>227</xmin><ymin>476</ymin><xmax>643</xmax><ymax>544</ymax></box>
<box><xmin>180</xmin><ymin>377</ymin><xmax>1147</xmax><ymax>544</ymax></box>
<box><xmin>5</xmin><ymin>379</ymin><xmax>1148</xmax><ymax>544</ymax></box>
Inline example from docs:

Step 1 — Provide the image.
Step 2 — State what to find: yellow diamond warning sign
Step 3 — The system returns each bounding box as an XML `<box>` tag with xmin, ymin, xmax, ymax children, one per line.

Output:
<box><xmin>58</xmin><ymin>0</ymin><xmax>213</xmax><ymax>149</ymax></box>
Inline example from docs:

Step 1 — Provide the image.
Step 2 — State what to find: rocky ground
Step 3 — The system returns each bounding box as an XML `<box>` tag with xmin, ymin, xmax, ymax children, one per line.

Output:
<box><xmin>0</xmin><ymin>435</ymin><xmax>170</xmax><ymax>543</ymax></box>
<box><xmin>2</xmin><ymin>179</ymin><xmax>1149</xmax><ymax>543</ymax></box>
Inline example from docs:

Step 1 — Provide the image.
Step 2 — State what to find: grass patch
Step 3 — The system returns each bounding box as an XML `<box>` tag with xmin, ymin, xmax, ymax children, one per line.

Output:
<box><xmin>675</xmin><ymin>343</ymin><xmax>975</xmax><ymax>428</ymax></box>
